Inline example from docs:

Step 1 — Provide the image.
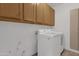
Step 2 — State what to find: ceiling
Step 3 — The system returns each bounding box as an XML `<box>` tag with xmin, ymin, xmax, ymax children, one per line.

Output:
<box><xmin>50</xmin><ymin>3</ymin><xmax>63</xmax><ymax>6</ymax></box>
<box><xmin>48</xmin><ymin>3</ymin><xmax>63</xmax><ymax>7</ymax></box>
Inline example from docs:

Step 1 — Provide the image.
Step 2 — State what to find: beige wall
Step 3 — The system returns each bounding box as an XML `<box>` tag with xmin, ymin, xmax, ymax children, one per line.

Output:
<box><xmin>70</xmin><ymin>9</ymin><xmax>79</xmax><ymax>50</ymax></box>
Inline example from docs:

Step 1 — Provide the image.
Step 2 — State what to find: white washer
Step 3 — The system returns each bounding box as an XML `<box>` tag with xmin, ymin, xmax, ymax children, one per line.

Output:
<box><xmin>37</xmin><ymin>30</ymin><xmax>63</xmax><ymax>56</ymax></box>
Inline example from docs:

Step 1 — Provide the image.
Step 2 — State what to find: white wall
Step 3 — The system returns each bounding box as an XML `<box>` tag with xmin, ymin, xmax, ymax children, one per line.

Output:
<box><xmin>49</xmin><ymin>3</ymin><xmax>79</xmax><ymax>49</ymax></box>
<box><xmin>0</xmin><ymin>21</ymin><xmax>52</xmax><ymax>56</ymax></box>
<box><xmin>1</xmin><ymin>3</ymin><xmax>79</xmax><ymax>55</ymax></box>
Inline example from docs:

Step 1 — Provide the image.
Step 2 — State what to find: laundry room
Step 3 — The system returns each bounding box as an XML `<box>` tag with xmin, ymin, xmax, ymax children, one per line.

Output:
<box><xmin>0</xmin><ymin>1</ymin><xmax>79</xmax><ymax>56</ymax></box>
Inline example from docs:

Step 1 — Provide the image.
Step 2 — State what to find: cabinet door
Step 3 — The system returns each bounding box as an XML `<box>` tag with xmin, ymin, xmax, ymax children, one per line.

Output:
<box><xmin>36</xmin><ymin>4</ymin><xmax>55</xmax><ymax>26</ymax></box>
<box><xmin>23</xmin><ymin>3</ymin><xmax>36</xmax><ymax>23</ymax></box>
<box><xmin>43</xmin><ymin>4</ymin><xmax>55</xmax><ymax>26</ymax></box>
<box><xmin>36</xmin><ymin>4</ymin><xmax>44</xmax><ymax>24</ymax></box>
<box><xmin>0</xmin><ymin>3</ymin><xmax>22</xmax><ymax>21</ymax></box>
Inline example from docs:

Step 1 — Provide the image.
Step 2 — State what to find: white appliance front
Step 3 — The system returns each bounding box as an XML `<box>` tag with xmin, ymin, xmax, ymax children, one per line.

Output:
<box><xmin>38</xmin><ymin>32</ymin><xmax>63</xmax><ymax>56</ymax></box>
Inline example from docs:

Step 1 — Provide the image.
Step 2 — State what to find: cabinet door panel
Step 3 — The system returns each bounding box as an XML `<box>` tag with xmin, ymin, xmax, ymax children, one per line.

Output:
<box><xmin>43</xmin><ymin>4</ymin><xmax>55</xmax><ymax>26</ymax></box>
<box><xmin>36</xmin><ymin>4</ymin><xmax>44</xmax><ymax>24</ymax></box>
<box><xmin>50</xmin><ymin>8</ymin><xmax>55</xmax><ymax>26</ymax></box>
<box><xmin>0</xmin><ymin>3</ymin><xmax>22</xmax><ymax>20</ymax></box>
<box><xmin>24</xmin><ymin>3</ymin><xmax>36</xmax><ymax>23</ymax></box>
<box><xmin>36</xmin><ymin>4</ymin><xmax>55</xmax><ymax>26</ymax></box>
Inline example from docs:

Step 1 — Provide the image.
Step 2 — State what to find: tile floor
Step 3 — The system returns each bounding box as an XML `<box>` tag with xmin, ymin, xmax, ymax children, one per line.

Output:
<box><xmin>62</xmin><ymin>49</ymin><xmax>79</xmax><ymax>56</ymax></box>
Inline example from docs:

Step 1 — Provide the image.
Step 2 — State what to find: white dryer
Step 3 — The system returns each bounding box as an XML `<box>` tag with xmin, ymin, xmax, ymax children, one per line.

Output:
<box><xmin>37</xmin><ymin>30</ymin><xmax>63</xmax><ymax>56</ymax></box>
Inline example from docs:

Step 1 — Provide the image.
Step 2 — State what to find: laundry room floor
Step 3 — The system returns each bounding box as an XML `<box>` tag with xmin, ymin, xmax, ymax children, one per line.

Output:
<box><xmin>33</xmin><ymin>49</ymin><xmax>79</xmax><ymax>56</ymax></box>
<box><xmin>62</xmin><ymin>49</ymin><xmax>79</xmax><ymax>56</ymax></box>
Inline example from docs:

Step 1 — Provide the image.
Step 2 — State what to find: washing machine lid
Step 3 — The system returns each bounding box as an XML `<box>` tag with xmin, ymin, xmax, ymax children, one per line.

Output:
<box><xmin>38</xmin><ymin>29</ymin><xmax>63</xmax><ymax>37</ymax></box>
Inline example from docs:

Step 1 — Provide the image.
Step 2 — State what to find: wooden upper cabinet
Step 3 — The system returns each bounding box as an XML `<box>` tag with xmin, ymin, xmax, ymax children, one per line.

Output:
<box><xmin>36</xmin><ymin>3</ymin><xmax>44</xmax><ymax>24</ymax></box>
<box><xmin>0</xmin><ymin>3</ymin><xmax>55</xmax><ymax>26</ymax></box>
<box><xmin>0</xmin><ymin>3</ymin><xmax>23</xmax><ymax>21</ymax></box>
<box><xmin>50</xmin><ymin>8</ymin><xmax>55</xmax><ymax>26</ymax></box>
<box><xmin>23</xmin><ymin>3</ymin><xmax>36</xmax><ymax>23</ymax></box>
<box><xmin>36</xmin><ymin>3</ymin><xmax>55</xmax><ymax>26</ymax></box>
<box><xmin>43</xmin><ymin>4</ymin><xmax>55</xmax><ymax>26</ymax></box>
